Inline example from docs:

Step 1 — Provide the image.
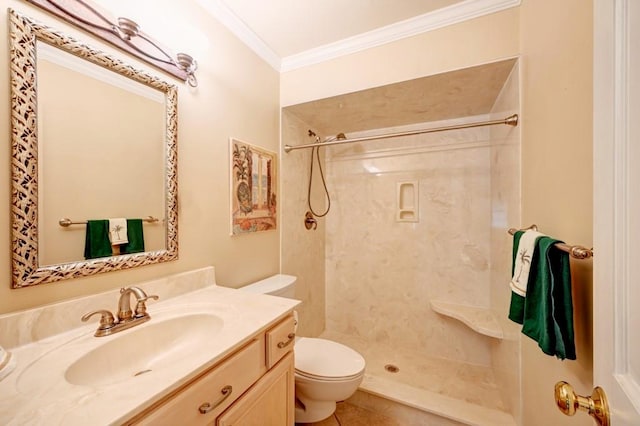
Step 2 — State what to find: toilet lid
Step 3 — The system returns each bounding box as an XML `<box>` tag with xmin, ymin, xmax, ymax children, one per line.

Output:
<box><xmin>295</xmin><ymin>338</ymin><xmax>365</xmax><ymax>380</ymax></box>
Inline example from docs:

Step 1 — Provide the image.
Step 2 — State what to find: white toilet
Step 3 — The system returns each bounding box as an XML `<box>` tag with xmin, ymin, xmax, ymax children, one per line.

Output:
<box><xmin>240</xmin><ymin>274</ymin><xmax>365</xmax><ymax>423</ymax></box>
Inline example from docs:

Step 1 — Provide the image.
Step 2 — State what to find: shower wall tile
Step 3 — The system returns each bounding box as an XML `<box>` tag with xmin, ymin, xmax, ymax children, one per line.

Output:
<box><xmin>281</xmin><ymin>112</ymin><xmax>326</xmax><ymax>337</ymax></box>
<box><xmin>489</xmin><ymin>62</ymin><xmax>521</xmax><ymax>423</ymax></box>
<box><xmin>325</xmin><ymin>121</ymin><xmax>494</xmax><ymax>366</ymax></box>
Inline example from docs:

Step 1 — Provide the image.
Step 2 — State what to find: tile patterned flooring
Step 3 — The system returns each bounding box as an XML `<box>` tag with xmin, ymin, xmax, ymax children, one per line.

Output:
<box><xmin>299</xmin><ymin>401</ymin><xmax>403</xmax><ymax>426</ymax></box>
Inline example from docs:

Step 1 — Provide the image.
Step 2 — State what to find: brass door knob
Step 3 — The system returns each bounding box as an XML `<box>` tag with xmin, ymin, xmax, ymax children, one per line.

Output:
<box><xmin>554</xmin><ymin>381</ymin><xmax>610</xmax><ymax>426</ymax></box>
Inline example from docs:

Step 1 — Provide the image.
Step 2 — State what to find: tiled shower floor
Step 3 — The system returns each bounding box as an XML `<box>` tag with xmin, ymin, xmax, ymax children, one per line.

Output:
<box><xmin>319</xmin><ymin>330</ymin><xmax>516</xmax><ymax>426</ymax></box>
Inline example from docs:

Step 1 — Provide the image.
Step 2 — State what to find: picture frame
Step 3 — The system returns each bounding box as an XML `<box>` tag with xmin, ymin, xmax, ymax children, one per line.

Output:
<box><xmin>230</xmin><ymin>138</ymin><xmax>277</xmax><ymax>235</ymax></box>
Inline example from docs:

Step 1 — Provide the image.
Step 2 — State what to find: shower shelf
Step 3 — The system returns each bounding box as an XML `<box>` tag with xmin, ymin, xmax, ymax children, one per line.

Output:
<box><xmin>430</xmin><ymin>300</ymin><xmax>503</xmax><ymax>339</ymax></box>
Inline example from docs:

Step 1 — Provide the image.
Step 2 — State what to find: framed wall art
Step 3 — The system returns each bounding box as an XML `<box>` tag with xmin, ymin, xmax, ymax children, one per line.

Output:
<box><xmin>230</xmin><ymin>138</ymin><xmax>277</xmax><ymax>235</ymax></box>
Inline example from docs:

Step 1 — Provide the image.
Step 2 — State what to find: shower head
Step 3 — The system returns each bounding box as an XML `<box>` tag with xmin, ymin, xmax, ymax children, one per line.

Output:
<box><xmin>308</xmin><ymin>129</ymin><xmax>320</xmax><ymax>143</ymax></box>
<box><xmin>323</xmin><ymin>132</ymin><xmax>347</xmax><ymax>143</ymax></box>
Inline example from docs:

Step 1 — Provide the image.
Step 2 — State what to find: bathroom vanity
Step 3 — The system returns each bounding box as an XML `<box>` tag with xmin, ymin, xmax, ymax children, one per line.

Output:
<box><xmin>129</xmin><ymin>314</ymin><xmax>296</xmax><ymax>425</ymax></box>
<box><xmin>0</xmin><ymin>267</ymin><xmax>299</xmax><ymax>425</ymax></box>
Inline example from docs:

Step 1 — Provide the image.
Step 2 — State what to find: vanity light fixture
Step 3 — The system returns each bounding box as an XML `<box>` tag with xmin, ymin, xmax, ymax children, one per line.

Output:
<box><xmin>115</xmin><ymin>17</ymin><xmax>139</xmax><ymax>40</ymax></box>
<box><xmin>175</xmin><ymin>53</ymin><xmax>198</xmax><ymax>87</ymax></box>
<box><xmin>25</xmin><ymin>0</ymin><xmax>199</xmax><ymax>86</ymax></box>
<box><xmin>114</xmin><ymin>17</ymin><xmax>199</xmax><ymax>87</ymax></box>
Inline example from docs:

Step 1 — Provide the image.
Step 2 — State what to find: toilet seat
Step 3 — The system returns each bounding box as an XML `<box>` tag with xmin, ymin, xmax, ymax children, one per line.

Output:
<box><xmin>295</xmin><ymin>337</ymin><xmax>365</xmax><ymax>381</ymax></box>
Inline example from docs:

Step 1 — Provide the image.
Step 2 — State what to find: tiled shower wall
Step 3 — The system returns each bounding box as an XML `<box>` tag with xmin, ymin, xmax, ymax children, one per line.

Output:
<box><xmin>324</xmin><ymin>120</ymin><xmax>496</xmax><ymax>366</ymax></box>
<box><xmin>281</xmin><ymin>112</ymin><xmax>327</xmax><ymax>337</ymax></box>
<box><xmin>489</xmin><ymin>63</ymin><xmax>521</xmax><ymax>421</ymax></box>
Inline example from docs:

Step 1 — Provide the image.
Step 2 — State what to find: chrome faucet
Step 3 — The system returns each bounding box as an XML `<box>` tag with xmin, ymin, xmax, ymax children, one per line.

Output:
<box><xmin>82</xmin><ymin>286</ymin><xmax>159</xmax><ymax>337</ymax></box>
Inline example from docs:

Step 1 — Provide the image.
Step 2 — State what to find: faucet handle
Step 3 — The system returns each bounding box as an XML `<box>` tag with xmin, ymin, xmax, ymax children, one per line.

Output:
<box><xmin>134</xmin><ymin>294</ymin><xmax>159</xmax><ymax>318</ymax></box>
<box><xmin>81</xmin><ymin>310</ymin><xmax>116</xmax><ymax>334</ymax></box>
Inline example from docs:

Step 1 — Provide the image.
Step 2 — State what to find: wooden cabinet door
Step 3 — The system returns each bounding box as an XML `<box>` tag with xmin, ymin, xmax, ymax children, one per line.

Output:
<box><xmin>217</xmin><ymin>352</ymin><xmax>295</xmax><ymax>426</ymax></box>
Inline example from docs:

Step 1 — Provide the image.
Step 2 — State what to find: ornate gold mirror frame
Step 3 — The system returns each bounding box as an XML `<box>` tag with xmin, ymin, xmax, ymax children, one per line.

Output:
<box><xmin>9</xmin><ymin>9</ymin><xmax>178</xmax><ymax>288</ymax></box>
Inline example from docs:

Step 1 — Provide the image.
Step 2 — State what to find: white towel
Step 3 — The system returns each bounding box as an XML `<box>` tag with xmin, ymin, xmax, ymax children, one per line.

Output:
<box><xmin>108</xmin><ymin>218</ymin><xmax>128</xmax><ymax>245</ymax></box>
<box><xmin>510</xmin><ymin>230</ymin><xmax>544</xmax><ymax>297</ymax></box>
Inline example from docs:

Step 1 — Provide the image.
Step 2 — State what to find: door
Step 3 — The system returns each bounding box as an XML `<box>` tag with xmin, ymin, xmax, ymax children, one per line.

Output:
<box><xmin>593</xmin><ymin>0</ymin><xmax>640</xmax><ymax>424</ymax></box>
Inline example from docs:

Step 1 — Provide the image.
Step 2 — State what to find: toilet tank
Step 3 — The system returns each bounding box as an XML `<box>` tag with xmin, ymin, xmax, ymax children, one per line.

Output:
<box><xmin>240</xmin><ymin>274</ymin><xmax>297</xmax><ymax>298</ymax></box>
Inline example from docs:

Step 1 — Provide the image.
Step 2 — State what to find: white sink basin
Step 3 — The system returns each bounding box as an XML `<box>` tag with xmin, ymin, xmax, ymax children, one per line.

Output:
<box><xmin>17</xmin><ymin>313</ymin><xmax>224</xmax><ymax>392</ymax></box>
<box><xmin>65</xmin><ymin>313</ymin><xmax>224</xmax><ymax>387</ymax></box>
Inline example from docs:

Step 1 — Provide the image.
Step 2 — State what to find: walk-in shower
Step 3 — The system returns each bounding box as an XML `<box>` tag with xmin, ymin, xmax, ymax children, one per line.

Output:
<box><xmin>281</xmin><ymin>58</ymin><xmax>521</xmax><ymax>426</ymax></box>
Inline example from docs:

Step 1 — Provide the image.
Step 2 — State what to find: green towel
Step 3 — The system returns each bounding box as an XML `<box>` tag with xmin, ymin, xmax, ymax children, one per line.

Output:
<box><xmin>509</xmin><ymin>233</ymin><xmax>576</xmax><ymax>360</ymax></box>
<box><xmin>84</xmin><ymin>220</ymin><xmax>112</xmax><ymax>259</ymax></box>
<box><xmin>120</xmin><ymin>219</ymin><xmax>145</xmax><ymax>254</ymax></box>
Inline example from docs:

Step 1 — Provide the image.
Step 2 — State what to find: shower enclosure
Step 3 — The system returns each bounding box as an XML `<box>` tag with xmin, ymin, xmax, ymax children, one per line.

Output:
<box><xmin>282</xmin><ymin>59</ymin><xmax>521</xmax><ymax>426</ymax></box>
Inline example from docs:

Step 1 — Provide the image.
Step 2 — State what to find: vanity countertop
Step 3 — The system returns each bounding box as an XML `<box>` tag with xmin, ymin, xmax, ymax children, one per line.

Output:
<box><xmin>0</xmin><ymin>283</ymin><xmax>299</xmax><ymax>425</ymax></box>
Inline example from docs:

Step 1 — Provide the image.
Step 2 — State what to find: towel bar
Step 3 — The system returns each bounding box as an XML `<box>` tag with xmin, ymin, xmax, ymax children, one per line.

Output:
<box><xmin>507</xmin><ymin>225</ymin><xmax>593</xmax><ymax>260</ymax></box>
<box><xmin>58</xmin><ymin>216</ymin><xmax>160</xmax><ymax>227</ymax></box>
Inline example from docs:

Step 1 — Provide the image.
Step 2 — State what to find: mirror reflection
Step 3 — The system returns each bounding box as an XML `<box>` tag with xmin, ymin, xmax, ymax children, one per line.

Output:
<box><xmin>36</xmin><ymin>42</ymin><xmax>167</xmax><ymax>266</ymax></box>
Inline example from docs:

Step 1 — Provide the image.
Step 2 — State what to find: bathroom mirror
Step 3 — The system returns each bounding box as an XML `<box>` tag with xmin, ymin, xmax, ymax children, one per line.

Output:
<box><xmin>9</xmin><ymin>9</ymin><xmax>178</xmax><ymax>288</ymax></box>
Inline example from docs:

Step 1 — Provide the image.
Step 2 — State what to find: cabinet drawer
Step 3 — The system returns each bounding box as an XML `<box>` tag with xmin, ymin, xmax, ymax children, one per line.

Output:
<box><xmin>134</xmin><ymin>337</ymin><xmax>265</xmax><ymax>425</ymax></box>
<box><xmin>265</xmin><ymin>314</ymin><xmax>296</xmax><ymax>369</ymax></box>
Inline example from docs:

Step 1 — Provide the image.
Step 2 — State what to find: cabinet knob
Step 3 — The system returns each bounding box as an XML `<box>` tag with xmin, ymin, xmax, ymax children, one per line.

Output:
<box><xmin>198</xmin><ymin>385</ymin><xmax>233</xmax><ymax>414</ymax></box>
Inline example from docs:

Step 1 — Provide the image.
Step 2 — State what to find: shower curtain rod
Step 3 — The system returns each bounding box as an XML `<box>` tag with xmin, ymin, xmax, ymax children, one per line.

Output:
<box><xmin>284</xmin><ymin>114</ymin><xmax>519</xmax><ymax>153</ymax></box>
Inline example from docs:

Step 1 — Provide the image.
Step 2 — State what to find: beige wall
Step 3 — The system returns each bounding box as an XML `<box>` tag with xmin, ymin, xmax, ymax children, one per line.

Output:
<box><xmin>520</xmin><ymin>1</ymin><xmax>593</xmax><ymax>425</ymax></box>
<box><xmin>1</xmin><ymin>1</ymin><xmax>280</xmax><ymax>314</ymax></box>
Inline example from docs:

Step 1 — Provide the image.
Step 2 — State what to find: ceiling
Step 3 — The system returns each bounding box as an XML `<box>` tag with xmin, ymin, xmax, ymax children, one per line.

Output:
<box><xmin>199</xmin><ymin>0</ymin><xmax>520</xmax><ymax>71</ymax></box>
<box><xmin>218</xmin><ymin>0</ymin><xmax>463</xmax><ymax>58</ymax></box>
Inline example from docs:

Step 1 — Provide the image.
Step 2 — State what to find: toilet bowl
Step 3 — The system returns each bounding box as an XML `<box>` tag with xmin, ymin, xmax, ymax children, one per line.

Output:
<box><xmin>239</xmin><ymin>274</ymin><xmax>366</xmax><ymax>423</ymax></box>
<box><xmin>294</xmin><ymin>337</ymin><xmax>365</xmax><ymax>423</ymax></box>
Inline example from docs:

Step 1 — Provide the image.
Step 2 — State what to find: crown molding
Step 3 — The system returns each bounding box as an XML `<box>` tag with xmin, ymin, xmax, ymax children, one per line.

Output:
<box><xmin>196</xmin><ymin>0</ymin><xmax>282</xmax><ymax>70</ymax></box>
<box><xmin>203</xmin><ymin>0</ymin><xmax>521</xmax><ymax>73</ymax></box>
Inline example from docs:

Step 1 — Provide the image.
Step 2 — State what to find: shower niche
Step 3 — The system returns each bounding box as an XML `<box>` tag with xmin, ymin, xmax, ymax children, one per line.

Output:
<box><xmin>282</xmin><ymin>58</ymin><xmax>521</xmax><ymax>426</ymax></box>
<box><xmin>396</xmin><ymin>181</ymin><xmax>419</xmax><ymax>222</ymax></box>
